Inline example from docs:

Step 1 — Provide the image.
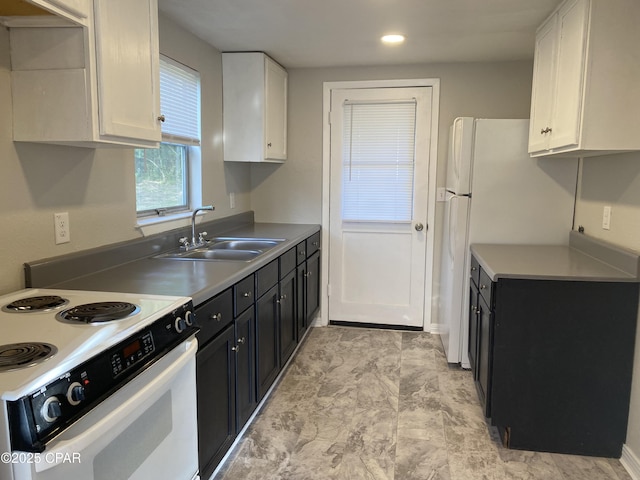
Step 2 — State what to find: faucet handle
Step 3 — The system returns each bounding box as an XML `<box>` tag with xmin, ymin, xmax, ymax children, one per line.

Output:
<box><xmin>179</xmin><ymin>237</ymin><xmax>190</xmax><ymax>248</ymax></box>
<box><xmin>198</xmin><ymin>231</ymin><xmax>208</xmax><ymax>244</ymax></box>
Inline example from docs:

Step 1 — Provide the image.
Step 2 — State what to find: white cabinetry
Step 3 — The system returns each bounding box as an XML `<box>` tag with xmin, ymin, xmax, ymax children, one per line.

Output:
<box><xmin>222</xmin><ymin>52</ymin><xmax>287</xmax><ymax>163</ymax></box>
<box><xmin>8</xmin><ymin>0</ymin><xmax>161</xmax><ymax>148</ymax></box>
<box><xmin>27</xmin><ymin>0</ymin><xmax>90</xmax><ymax>25</ymax></box>
<box><xmin>528</xmin><ymin>0</ymin><xmax>640</xmax><ymax>157</ymax></box>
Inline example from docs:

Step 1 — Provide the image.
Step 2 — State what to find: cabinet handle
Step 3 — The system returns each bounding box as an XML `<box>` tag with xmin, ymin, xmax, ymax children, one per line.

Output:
<box><xmin>540</xmin><ymin>127</ymin><xmax>552</xmax><ymax>134</ymax></box>
<box><xmin>237</xmin><ymin>337</ymin><xmax>246</xmax><ymax>344</ymax></box>
<box><xmin>267</xmin><ymin>142</ymin><xmax>272</xmax><ymax>148</ymax></box>
<box><xmin>280</xmin><ymin>294</ymin><xmax>287</xmax><ymax>300</ymax></box>
<box><xmin>480</xmin><ymin>284</ymin><xmax>486</xmax><ymax>290</ymax></box>
<box><xmin>157</xmin><ymin>114</ymin><xmax>166</xmax><ymax>122</ymax></box>
<box><xmin>471</xmin><ymin>267</ymin><xmax>477</xmax><ymax>272</ymax></box>
<box><xmin>243</xmin><ymin>291</ymin><xmax>252</xmax><ymax>298</ymax></box>
<box><xmin>232</xmin><ymin>345</ymin><xmax>239</xmax><ymax>352</ymax></box>
<box><xmin>312</xmin><ymin>241</ymin><xmax>319</xmax><ymax>247</ymax></box>
<box><xmin>210</xmin><ymin>312</ymin><xmax>222</xmax><ymax>322</ymax></box>
<box><xmin>304</xmin><ymin>271</ymin><xmax>312</xmax><ymax>277</ymax></box>
<box><xmin>299</xmin><ymin>250</ymin><xmax>306</xmax><ymax>256</ymax></box>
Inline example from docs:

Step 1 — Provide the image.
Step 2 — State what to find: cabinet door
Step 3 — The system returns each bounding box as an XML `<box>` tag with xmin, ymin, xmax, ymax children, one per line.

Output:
<box><xmin>296</xmin><ymin>263</ymin><xmax>307</xmax><ymax>340</ymax></box>
<box><xmin>468</xmin><ymin>282</ymin><xmax>480</xmax><ymax>379</ymax></box>
<box><xmin>264</xmin><ymin>57</ymin><xmax>287</xmax><ymax>160</ymax></box>
<box><xmin>305</xmin><ymin>251</ymin><xmax>321</xmax><ymax>321</ymax></box>
<box><xmin>196</xmin><ymin>325</ymin><xmax>236</xmax><ymax>480</ymax></box>
<box><xmin>279</xmin><ymin>269</ymin><xmax>297</xmax><ymax>365</ymax></box>
<box><xmin>477</xmin><ymin>295</ymin><xmax>493</xmax><ymax>417</ymax></box>
<box><xmin>529</xmin><ymin>14</ymin><xmax>557</xmax><ymax>153</ymax></box>
<box><xmin>548</xmin><ymin>0</ymin><xmax>588</xmax><ymax>150</ymax></box>
<box><xmin>235</xmin><ymin>307</ymin><xmax>257</xmax><ymax>430</ymax></box>
<box><xmin>93</xmin><ymin>0</ymin><xmax>161</xmax><ymax>142</ymax></box>
<box><xmin>256</xmin><ymin>285</ymin><xmax>280</xmax><ymax>400</ymax></box>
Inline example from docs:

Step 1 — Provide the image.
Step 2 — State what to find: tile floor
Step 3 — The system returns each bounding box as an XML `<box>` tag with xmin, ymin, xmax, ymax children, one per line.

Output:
<box><xmin>215</xmin><ymin>326</ymin><xmax>632</xmax><ymax>480</ymax></box>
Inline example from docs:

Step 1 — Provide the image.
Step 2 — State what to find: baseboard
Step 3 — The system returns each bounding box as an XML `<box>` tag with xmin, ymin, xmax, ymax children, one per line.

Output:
<box><xmin>621</xmin><ymin>444</ymin><xmax>640</xmax><ymax>480</ymax></box>
<box><xmin>429</xmin><ymin>323</ymin><xmax>445</xmax><ymax>335</ymax></box>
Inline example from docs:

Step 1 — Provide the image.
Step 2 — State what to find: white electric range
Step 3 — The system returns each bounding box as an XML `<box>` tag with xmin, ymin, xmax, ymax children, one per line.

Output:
<box><xmin>0</xmin><ymin>288</ymin><xmax>200</xmax><ymax>480</ymax></box>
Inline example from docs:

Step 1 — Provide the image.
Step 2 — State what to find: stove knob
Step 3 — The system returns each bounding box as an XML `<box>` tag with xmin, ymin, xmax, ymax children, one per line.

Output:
<box><xmin>174</xmin><ymin>316</ymin><xmax>186</xmax><ymax>333</ymax></box>
<box><xmin>42</xmin><ymin>397</ymin><xmax>62</xmax><ymax>423</ymax></box>
<box><xmin>66</xmin><ymin>382</ymin><xmax>86</xmax><ymax>406</ymax></box>
<box><xmin>184</xmin><ymin>310</ymin><xmax>194</xmax><ymax>327</ymax></box>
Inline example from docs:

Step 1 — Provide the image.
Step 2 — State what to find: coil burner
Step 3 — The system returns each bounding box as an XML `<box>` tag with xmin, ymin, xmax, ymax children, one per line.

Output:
<box><xmin>2</xmin><ymin>296</ymin><xmax>68</xmax><ymax>313</ymax></box>
<box><xmin>0</xmin><ymin>342</ymin><xmax>58</xmax><ymax>372</ymax></box>
<box><xmin>58</xmin><ymin>302</ymin><xmax>141</xmax><ymax>324</ymax></box>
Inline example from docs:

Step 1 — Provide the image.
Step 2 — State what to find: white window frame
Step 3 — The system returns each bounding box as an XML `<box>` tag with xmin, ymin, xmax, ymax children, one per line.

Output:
<box><xmin>136</xmin><ymin>56</ymin><xmax>202</xmax><ymax>235</ymax></box>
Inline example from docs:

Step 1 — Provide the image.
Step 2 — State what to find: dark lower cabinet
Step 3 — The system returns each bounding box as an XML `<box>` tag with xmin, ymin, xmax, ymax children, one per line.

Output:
<box><xmin>196</xmin><ymin>324</ymin><xmax>236</xmax><ymax>480</ymax></box>
<box><xmin>279</xmin><ymin>269</ymin><xmax>297</xmax><ymax>365</ymax></box>
<box><xmin>235</xmin><ymin>307</ymin><xmax>256</xmax><ymax>430</ymax></box>
<box><xmin>305</xmin><ymin>251</ymin><xmax>320</xmax><ymax>320</ymax></box>
<box><xmin>196</xmin><ymin>231</ymin><xmax>321</xmax><ymax>477</ymax></box>
<box><xmin>256</xmin><ymin>284</ymin><xmax>279</xmax><ymax>400</ymax></box>
<box><xmin>468</xmin><ymin>253</ymin><xmax>639</xmax><ymax>458</ymax></box>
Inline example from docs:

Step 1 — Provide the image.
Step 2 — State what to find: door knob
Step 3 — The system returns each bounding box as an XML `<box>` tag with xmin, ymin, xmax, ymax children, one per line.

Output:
<box><xmin>415</xmin><ymin>223</ymin><xmax>424</xmax><ymax>232</ymax></box>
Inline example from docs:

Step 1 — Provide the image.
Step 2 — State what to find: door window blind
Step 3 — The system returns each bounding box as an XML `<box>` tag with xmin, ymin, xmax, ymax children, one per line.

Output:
<box><xmin>342</xmin><ymin>100</ymin><xmax>417</xmax><ymax>222</ymax></box>
<box><xmin>159</xmin><ymin>56</ymin><xmax>201</xmax><ymax>146</ymax></box>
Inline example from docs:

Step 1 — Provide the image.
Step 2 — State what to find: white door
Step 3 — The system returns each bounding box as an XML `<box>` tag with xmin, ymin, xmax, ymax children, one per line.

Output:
<box><xmin>328</xmin><ymin>87</ymin><xmax>433</xmax><ymax>328</ymax></box>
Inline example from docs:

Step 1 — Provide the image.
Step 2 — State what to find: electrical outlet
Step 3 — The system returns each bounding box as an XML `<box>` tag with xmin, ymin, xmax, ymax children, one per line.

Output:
<box><xmin>54</xmin><ymin>212</ymin><xmax>71</xmax><ymax>244</ymax></box>
<box><xmin>230</xmin><ymin>192</ymin><xmax>236</xmax><ymax>209</ymax></box>
<box><xmin>602</xmin><ymin>206</ymin><xmax>611</xmax><ymax>230</ymax></box>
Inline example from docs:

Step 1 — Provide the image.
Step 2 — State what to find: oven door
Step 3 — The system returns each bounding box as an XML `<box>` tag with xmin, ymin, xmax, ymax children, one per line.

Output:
<box><xmin>12</xmin><ymin>338</ymin><xmax>199</xmax><ymax>480</ymax></box>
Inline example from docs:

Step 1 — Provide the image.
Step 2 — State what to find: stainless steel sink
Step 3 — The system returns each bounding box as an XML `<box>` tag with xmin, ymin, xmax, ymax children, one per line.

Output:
<box><xmin>156</xmin><ymin>249</ymin><xmax>261</xmax><ymax>261</ymax></box>
<box><xmin>207</xmin><ymin>238</ymin><xmax>284</xmax><ymax>251</ymax></box>
<box><xmin>153</xmin><ymin>237</ymin><xmax>285</xmax><ymax>262</ymax></box>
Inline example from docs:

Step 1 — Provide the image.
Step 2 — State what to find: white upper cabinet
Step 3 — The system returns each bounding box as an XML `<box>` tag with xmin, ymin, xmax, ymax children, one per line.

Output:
<box><xmin>528</xmin><ymin>0</ymin><xmax>640</xmax><ymax>157</ymax></box>
<box><xmin>8</xmin><ymin>0</ymin><xmax>161</xmax><ymax>148</ymax></box>
<box><xmin>223</xmin><ymin>52</ymin><xmax>288</xmax><ymax>163</ymax></box>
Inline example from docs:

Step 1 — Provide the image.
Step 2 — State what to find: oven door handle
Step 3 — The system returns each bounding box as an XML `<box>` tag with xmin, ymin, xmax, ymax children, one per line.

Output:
<box><xmin>35</xmin><ymin>338</ymin><xmax>198</xmax><ymax>473</ymax></box>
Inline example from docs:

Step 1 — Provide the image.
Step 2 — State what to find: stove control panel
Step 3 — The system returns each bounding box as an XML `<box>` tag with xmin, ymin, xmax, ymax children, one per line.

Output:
<box><xmin>7</xmin><ymin>300</ymin><xmax>197</xmax><ymax>452</ymax></box>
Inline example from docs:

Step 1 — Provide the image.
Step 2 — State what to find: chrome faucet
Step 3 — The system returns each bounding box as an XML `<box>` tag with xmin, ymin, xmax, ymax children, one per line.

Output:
<box><xmin>181</xmin><ymin>205</ymin><xmax>214</xmax><ymax>250</ymax></box>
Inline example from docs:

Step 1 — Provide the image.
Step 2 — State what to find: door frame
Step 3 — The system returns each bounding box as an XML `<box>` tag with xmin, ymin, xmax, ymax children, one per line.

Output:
<box><xmin>320</xmin><ymin>78</ymin><xmax>440</xmax><ymax>331</ymax></box>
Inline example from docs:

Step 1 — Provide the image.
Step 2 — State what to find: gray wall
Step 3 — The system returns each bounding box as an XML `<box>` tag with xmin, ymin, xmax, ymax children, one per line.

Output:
<box><xmin>573</xmin><ymin>153</ymin><xmax>640</xmax><ymax>463</ymax></box>
<box><xmin>250</xmin><ymin>62</ymin><xmax>535</xmax><ymax>224</ymax></box>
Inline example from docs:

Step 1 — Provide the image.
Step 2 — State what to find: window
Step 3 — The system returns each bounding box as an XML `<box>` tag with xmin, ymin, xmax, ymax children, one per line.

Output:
<box><xmin>341</xmin><ymin>100</ymin><xmax>417</xmax><ymax>222</ymax></box>
<box><xmin>136</xmin><ymin>56</ymin><xmax>201</xmax><ymax>216</ymax></box>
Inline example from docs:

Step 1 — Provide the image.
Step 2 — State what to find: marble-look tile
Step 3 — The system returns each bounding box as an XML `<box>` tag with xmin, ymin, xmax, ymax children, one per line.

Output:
<box><xmin>550</xmin><ymin>453</ymin><xmax>629</xmax><ymax>480</ymax></box>
<box><xmin>215</xmin><ymin>328</ymin><xmax>632</xmax><ymax>480</ymax></box>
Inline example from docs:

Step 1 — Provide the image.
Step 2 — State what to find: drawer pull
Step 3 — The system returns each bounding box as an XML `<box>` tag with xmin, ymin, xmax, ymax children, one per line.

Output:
<box><xmin>312</xmin><ymin>241</ymin><xmax>319</xmax><ymax>247</ymax></box>
<box><xmin>299</xmin><ymin>250</ymin><xmax>306</xmax><ymax>256</ymax></box>
<box><xmin>480</xmin><ymin>285</ymin><xmax>487</xmax><ymax>290</ymax></box>
<box><xmin>210</xmin><ymin>313</ymin><xmax>222</xmax><ymax>322</ymax></box>
<box><xmin>242</xmin><ymin>291</ymin><xmax>252</xmax><ymax>298</ymax></box>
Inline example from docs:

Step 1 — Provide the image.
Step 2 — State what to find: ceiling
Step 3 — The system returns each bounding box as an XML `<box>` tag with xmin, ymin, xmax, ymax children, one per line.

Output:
<box><xmin>157</xmin><ymin>0</ymin><xmax>562</xmax><ymax>69</ymax></box>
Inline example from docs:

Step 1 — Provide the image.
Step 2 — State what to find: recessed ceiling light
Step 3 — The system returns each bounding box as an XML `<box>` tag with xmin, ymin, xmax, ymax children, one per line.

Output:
<box><xmin>381</xmin><ymin>34</ymin><xmax>405</xmax><ymax>45</ymax></box>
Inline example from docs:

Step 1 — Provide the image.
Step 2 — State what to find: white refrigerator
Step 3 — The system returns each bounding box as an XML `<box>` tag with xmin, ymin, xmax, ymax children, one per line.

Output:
<box><xmin>439</xmin><ymin>117</ymin><xmax>578</xmax><ymax>367</ymax></box>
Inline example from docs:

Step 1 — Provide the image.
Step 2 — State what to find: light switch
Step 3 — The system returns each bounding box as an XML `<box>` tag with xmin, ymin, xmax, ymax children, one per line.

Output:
<box><xmin>602</xmin><ymin>206</ymin><xmax>611</xmax><ymax>230</ymax></box>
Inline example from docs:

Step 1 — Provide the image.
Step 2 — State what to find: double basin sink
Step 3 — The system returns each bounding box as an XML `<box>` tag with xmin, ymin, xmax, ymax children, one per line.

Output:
<box><xmin>154</xmin><ymin>238</ymin><xmax>285</xmax><ymax>262</ymax></box>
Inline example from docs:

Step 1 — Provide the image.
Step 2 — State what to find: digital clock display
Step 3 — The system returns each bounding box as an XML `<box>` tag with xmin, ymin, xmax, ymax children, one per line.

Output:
<box><xmin>123</xmin><ymin>339</ymin><xmax>141</xmax><ymax>358</ymax></box>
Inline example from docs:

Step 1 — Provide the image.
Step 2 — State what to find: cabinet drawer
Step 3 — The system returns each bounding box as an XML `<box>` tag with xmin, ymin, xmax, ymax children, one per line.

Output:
<box><xmin>470</xmin><ymin>256</ymin><xmax>480</xmax><ymax>287</ymax></box>
<box><xmin>279</xmin><ymin>248</ymin><xmax>296</xmax><ymax>278</ymax></box>
<box><xmin>296</xmin><ymin>241</ymin><xmax>307</xmax><ymax>265</ymax></box>
<box><xmin>234</xmin><ymin>274</ymin><xmax>255</xmax><ymax>316</ymax></box>
<box><xmin>478</xmin><ymin>268</ymin><xmax>493</xmax><ymax>306</ymax></box>
<box><xmin>195</xmin><ymin>288</ymin><xmax>234</xmax><ymax>346</ymax></box>
<box><xmin>306</xmin><ymin>232</ymin><xmax>320</xmax><ymax>257</ymax></box>
<box><xmin>256</xmin><ymin>259</ymin><xmax>278</xmax><ymax>298</ymax></box>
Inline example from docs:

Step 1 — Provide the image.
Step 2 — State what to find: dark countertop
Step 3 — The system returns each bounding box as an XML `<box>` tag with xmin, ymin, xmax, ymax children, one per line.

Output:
<box><xmin>30</xmin><ymin>219</ymin><xmax>320</xmax><ymax>306</ymax></box>
<box><xmin>471</xmin><ymin>232</ymin><xmax>640</xmax><ymax>283</ymax></box>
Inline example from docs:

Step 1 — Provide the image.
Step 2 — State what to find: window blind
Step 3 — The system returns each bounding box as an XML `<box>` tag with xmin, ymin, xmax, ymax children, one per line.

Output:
<box><xmin>159</xmin><ymin>56</ymin><xmax>201</xmax><ymax>146</ymax></box>
<box><xmin>341</xmin><ymin>100</ymin><xmax>417</xmax><ymax>222</ymax></box>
